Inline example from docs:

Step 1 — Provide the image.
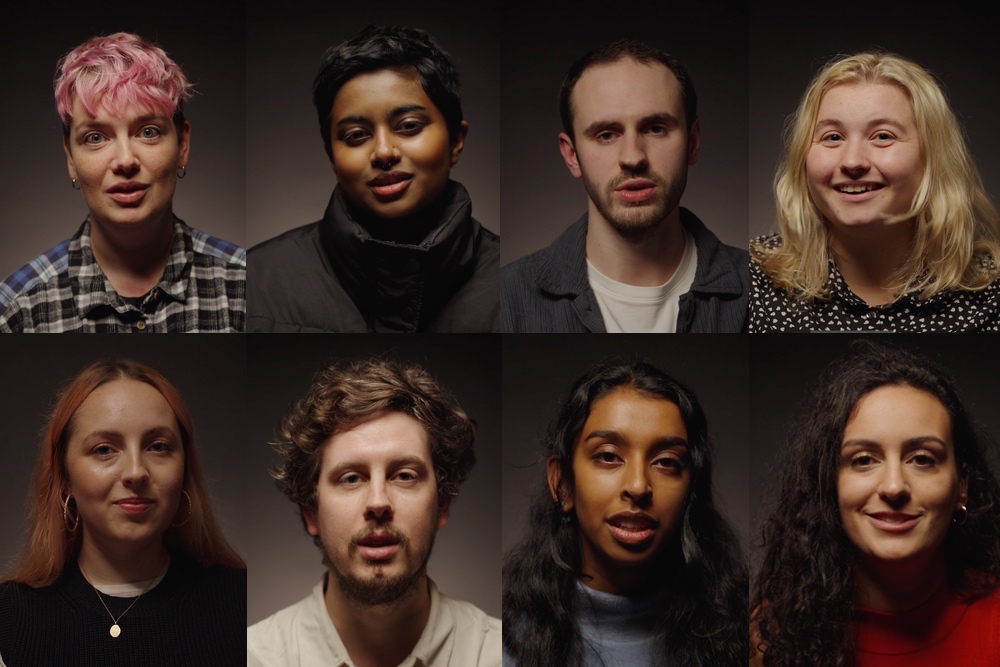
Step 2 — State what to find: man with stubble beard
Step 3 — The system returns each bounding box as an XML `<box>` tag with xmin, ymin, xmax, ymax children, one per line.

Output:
<box><xmin>247</xmin><ymin>358</ymin><xmax>500</xmax><ymax>667</ymax></box>
<box><xmin>501</xmin><ymin>40</ymin><xmax>748</xmax><ymax>333</ymax></box>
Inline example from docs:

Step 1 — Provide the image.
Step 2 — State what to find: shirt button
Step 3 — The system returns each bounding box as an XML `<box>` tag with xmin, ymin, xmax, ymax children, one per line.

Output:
<box><xmin>135</xmin><ymin>320</ymin><xmax>146</xmax><ymax>330</ymax></box>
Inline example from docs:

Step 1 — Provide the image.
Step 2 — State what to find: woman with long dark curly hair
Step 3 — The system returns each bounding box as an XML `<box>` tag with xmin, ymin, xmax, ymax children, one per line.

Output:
<box><xmin>502</xmin><ymin>360</ymin><xmax>747</xmax><ymax>666</ymax></box>
<box><xmin>752</xmin><ymin>341</ymin><xmax>1000</xmax><ymax>666</ymax></box>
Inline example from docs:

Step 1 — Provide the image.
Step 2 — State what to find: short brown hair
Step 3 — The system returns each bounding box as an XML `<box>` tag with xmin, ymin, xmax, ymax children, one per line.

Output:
<box><xmin>272</xmin><ymin>358</ymin><xmax>476</xmax><ymax>518</ymax></box>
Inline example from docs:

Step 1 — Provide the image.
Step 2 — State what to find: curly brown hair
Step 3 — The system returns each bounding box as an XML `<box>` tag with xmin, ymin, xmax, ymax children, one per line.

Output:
<box><xmin>272</xmin><ymin>358</ymin><xmax>476</xmax><ymax>524</ymax></box>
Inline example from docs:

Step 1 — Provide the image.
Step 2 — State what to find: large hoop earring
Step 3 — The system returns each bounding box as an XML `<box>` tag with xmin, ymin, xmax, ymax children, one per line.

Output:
<box><xmin>176</xmin><ymin>165</ymin><xmax>187</xmax><ymax>179</ymax></box>
<box><xmin>71</xmin><ymin>178</ymin><xmax>80</xmax><ymax>190</ymax></box>
<box><xmin>953</xmin><ymin>504</ymin><xmax>969</xmax><ymax>525</ymax></box>
<box><xmin>62</xmin><ymin>495</ymin><xmax>79</xmax><ymax>532</ymax></box>
<box><xmin>171</xmin><ymin>490</ymin><xmax>192</xmax><ymax>527</ymax></box>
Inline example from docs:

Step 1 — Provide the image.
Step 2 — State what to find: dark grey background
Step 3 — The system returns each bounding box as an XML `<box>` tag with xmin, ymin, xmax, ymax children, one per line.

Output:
<box><xmin>245</xmin><ymin>1</ymin><xmax>749</xmax><ymax>262</ymax></box>
<box><xmin>749</xmin><ymin>3</ymin><xmax>1000</xmax><ymax>239</ymax></box>
<box><xmin>502</xmin><ymin>335</ymin><xmax>750</xmax><ymax>558</ymax></box>
<box><xmin>0</xmin><ymin>4</ymin><xmax>245</xmax><ymax>282</ymax></box>
<box><xmin>246</xmin><ymin>334</ymin><xmax>501</xmax><ymax>625</ymax></box>
<box><xmin>0</xmin><ymin>336</ymin><xmax>248</xmax><ymax>578</ymax></box>
<box><xmin>749</xmin><ymin>334</ymin><xmax>1000</xmax><ymax>574</ymax></box>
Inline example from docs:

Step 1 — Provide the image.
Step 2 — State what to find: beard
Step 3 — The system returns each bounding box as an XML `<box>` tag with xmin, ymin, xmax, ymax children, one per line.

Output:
<box><xmin>582</xmin><ymin>165</ymin><xmax>687</xmax><ymax>240</ymax></box>
<box><xmin>326</xmin><ymin>523</ymin><xmax>437</xmax><ymax>607</ymax></box>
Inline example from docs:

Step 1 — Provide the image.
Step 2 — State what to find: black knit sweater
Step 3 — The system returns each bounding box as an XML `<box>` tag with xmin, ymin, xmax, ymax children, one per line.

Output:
<box><xmin>0</xmin><ymin>554</ymin><xmax>245</xmax><ymax>666</ymax></box>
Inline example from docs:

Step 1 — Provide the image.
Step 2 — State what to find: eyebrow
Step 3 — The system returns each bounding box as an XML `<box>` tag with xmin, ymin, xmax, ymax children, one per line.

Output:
<box><xmin>335</xmin><ymin>104</ymin><xmax>428</xmax><ymax>127</ymax></box>
<box><xmin>583</xmin><ymin>429</ymin><xmax>688</xmax><ymax>450</ymax></box>
<box><xmin>80</xmin><ymin>426</ymin><xmax>179</xmax><ymax>441</ymax></box>
<box><xmin>581</xmin><ymin>112</ymin><xmax>681</xmax><ymax>138</ymax></box>
<box><xmin>841</xmin><ymin>436</ymin><xmax>949</xmax><ymax>451</ymax></box>
<box><xmin>814</xmin><ymin>117</ymin><xmax>909</xmax><ymax>132</ymax></box>
<box><xmin>327</xmin><ymin>455</ymin><xmax>429</xmax><ymax>478</ymax></box>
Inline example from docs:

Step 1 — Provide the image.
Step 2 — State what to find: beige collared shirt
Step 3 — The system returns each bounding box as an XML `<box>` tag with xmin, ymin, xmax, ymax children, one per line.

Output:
<box><xmin>247</xmin><ymin>578</ymin><xmax>500</xmax><ymax>667</ymax></box>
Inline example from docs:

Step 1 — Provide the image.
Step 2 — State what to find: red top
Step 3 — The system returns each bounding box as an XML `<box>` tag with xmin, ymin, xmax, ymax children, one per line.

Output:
<box><xmin>854</xmin><ymin>583</ymin><xmax>1000</xmax><ymax>667</ymax></box>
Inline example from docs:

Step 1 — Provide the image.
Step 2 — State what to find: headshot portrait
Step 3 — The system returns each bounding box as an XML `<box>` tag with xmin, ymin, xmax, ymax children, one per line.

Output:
<box><xmin>750</xmin><ymin>335</ymin><xmax>1000</xmax><ymax>666</ymax></box>
<box><xmin>498</xmin><ymin>2</ymin><xmax>749</xmax><ymax>333</ymax></box>
<box><xmin>0</xmin><ymin>6</ymin><xmax>246</xmax><ymax>333</ymax></box>
<box><xmin>245</xmin><ymin>335</ymin><xmax>501</xmax><ymax>666</ymax></box>
<box><xmin>502</xmin><ymin>335</ymin><xmax>749</xmax><ymax>665</ymax></box>
<box><xmin>749</xmin><ymin>5</ymin><xmax>1000</xmax><ymax>332</ymax></box>
<box><xmin>246</xmin><ymin>3</ymin><xmax>502</xmax><ymax>333</ymax></box>
<box><xmin>0</xmin><ymin>335</ymin><xmax>248</xmax><ymax>665</ymax></box>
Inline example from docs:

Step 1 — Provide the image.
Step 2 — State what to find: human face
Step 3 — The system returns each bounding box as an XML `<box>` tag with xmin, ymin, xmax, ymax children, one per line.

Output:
<box><xmin>330</xmin><ymin>68</ymin><xmax>466</xmax><ymax>221</ymax></box>
<box><xmin>806</xmin><ymin>83</ymin><xmax>923</xmax><ymax>231</ymax></box>
<box><xmin>64</xmin><ymin>379</ymin><xmax>186</xmax><ymax>551</ymax></box>
<box><xmin>303</xmin><ymin>411</ymin><xmax>448</xmax><ymax>606</ymax></box>
<box><xmin>549</xmin><ymin>388</ymin><xmax>691</xmax><ymax>595</ymax></box>
<box><xmin>838</xmin><ymin>385</ymin><xmax>967</xmax><ymax>571</ymax></box>
<box><xmin>64</xmin><ymin>98</ymin><xmax>190</xmax><ymax>233</ymax></box>
<box><xmin>558</xmin><ymin>59</ymin><xmax>699</xmax><ymax>236</ymax></box>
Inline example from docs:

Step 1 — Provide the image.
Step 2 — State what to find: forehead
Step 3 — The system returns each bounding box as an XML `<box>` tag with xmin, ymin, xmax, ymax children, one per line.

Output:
<box><xmin>72</xmin><ymin>379</ymin><xmax>176</xmax><ymax>431</ymax></box>
<box><xmin>570</xmin><ymin>59</ymin><xmax>685</xmax><ymax>130</ymax></box>
<box><xmin>577</xmin><ymin>388</ymin><xmax>687</xmax><ymax>446</ymax></box>
<box><xmin>332</xmin><ymin>68</ymin><xmax>438</xmax><ymax>119</ymax></box>
<box><xmin>817</xmin><ymin>83</ymin><xmax>914</xmax><ymax>124</ymax></box>
<box><xmin>320</xmin><ymin>411</ymin><xmax>432</xmax><ymax>468</ymax></box>
<box><xmin>68</xmin><ymin>96</ymin><xmax>172</xmax><ymax>129</ymax></box>
<box><xmin>844</xmin><ymin>384</ymin><xmax>951</xmax><ymax>441</ymax></box>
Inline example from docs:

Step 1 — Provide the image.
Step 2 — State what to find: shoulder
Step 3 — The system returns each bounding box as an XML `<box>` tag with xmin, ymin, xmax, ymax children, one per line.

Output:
<box><xmin>0</xmin><ymin>238</ymin><xmax>73</xmax><ymax>315</ymax></box>
<box><xmin>750</xmin><ymin>232</ymin><xmax>783</xmax><ymax>259</ymax></box>
<box><xmin>438</xmin><ymin>592</ymin><xmax>502</xmax><ymax>667</ymax></box>
<box><xmin>248</xmin><ymin>223</ymin><xmax>322</xmax><ymax>262</ymax></box>
<box><xmin>186</xmin><ymin>225</ymin><xmax>246</xmax><ymax>269</ymax></box>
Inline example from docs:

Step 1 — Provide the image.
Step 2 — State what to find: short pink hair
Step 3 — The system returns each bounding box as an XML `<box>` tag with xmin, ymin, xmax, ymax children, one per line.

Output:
<box><xmin>54</xmin><ymin>32</ymin><xmax>193</xmax><ymax>133</ymax></box>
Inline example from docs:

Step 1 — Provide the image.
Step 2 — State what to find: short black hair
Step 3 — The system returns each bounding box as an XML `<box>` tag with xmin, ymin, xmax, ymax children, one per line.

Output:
<box><xmin>558</xmin><ymin>38</ymin><xmax>697</xmax><ymax>142</ymax></box>
<box><xmin>313</xmin><ymin>25</ymin><xmax>464</xmax><ymax>160</ymax></box>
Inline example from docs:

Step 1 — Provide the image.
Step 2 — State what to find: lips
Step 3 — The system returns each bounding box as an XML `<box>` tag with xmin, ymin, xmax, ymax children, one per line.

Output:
<box><xmin>115</xmin><ymin>497</ymin><xmax>155</xmax><ymax>515</ymax></box>
<box><xmin>606</xmin><ymin>511</ymin><xmax>659</xmax><ymax>546</ymax></box>
<box><xmin>368</xmin><ymin>171</ymin><xmax>413</xmax><ymax>198</ymax></box>
<box><xmin>354</xmin><ymin>531</ymin><xmax>402</xmax><ymax>561</ymax></box>
<box><xmin>615</xmin><ymin>178</ymin><xmax>657</xmax><ymax>204</ymax></box>
<box><xmin>866</xmin><ymin>511</ymin><xmax>921</xmax><ymax>533</ymax></box>
<box><xmin>107</xmin><ymin>181</ymin><xmax>149</xmax><ymax>205</ymax></box>
<box><xmin>833</xmin><ymin>182</ymin><xmax>884</xmax><ymax>196</ymax></box>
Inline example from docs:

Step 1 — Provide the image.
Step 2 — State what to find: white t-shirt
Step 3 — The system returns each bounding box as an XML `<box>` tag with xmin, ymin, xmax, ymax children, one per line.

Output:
<box><xmin>587</xmin><ymin>229</ymin><xmax>698</xmax><ymax>333</ymax></box>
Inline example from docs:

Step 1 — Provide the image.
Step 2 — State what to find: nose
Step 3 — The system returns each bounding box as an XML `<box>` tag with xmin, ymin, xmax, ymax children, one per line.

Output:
<box><xmin>371</xmin><ymin>127</ymin><xmax>400</xmax><ymax>170</ymax></box>
<box><xmin>111</xmin><ymin>138</ymin><xmax>140</xmax><ymax>177</ymax></box>
<box><xmin>121</xmin><ymin>449</ymin><xmax>150</xmax><ymax>487</ymax></box>
<box><xmin>839</xmin><ymin>138</ymin><xmax>871</xmax><ymax>178</ymax></box>
<box><xmin>364</xmin><ymin>476</ymin><xmax>394</xmax><ymax>523</ymax></box>
<box><xmin>618</xmin><ymin>130</ymin><xmax>649</xmax><ymax>173</ymax></box>
<box><xmin>877</xmin><ymin>460</ymin><xmax>910</xmax><ymax>504</ymax></box>
<box><xmin>621</xmin><ymin>458</ymin><xmax>652</xmax><ymax>506</ymax></box>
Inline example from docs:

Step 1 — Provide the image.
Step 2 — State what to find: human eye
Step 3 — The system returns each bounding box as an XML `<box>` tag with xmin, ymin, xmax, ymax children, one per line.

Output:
<box><xmin>394</xmin><ymin>469</ymin><xmax>421</xmax><ymax>484</ymax></box>
<box><xmin>646</xmin><ymin>123</ymin><xmax>669</xmax><ymax>136</ymax></box>
<box><xmin>91</xmin><ymin>443</ymin><xmax>115</xmax><ymax>457</ymax></box>
<box><xmin>338</xmin><ymin>471</ymin><xmax>365</xmax><ymax>486</ymax></box>
<box><xmin>83</xmin><ymin>132</ymin><xmax>105</xmax><ymax>146</ymax></box>
<box><xmin>396</xmin><ymin>118</ymin><xmax>425</xmax><ymax>135</ymax></box>
<box><xmin>595</xmin><ymin>130</ymin><xmax>618</xmax><ymax>144</ymax></box>
<box><xmin>909</xmin><ymin>451</ymin><xmax>939</xmax><ymax>468</ymax></box>
<box><xmin>591</xmin><ymin>448</ymin><xmax>621</xmax><ymax>466</ymax></box>
<box><xmin>848</xmin><ymin>452</ymin><xmax>877</xmax><ymax>469</ymax></box>
<box><xmin>340</xmin><ymin>128</ymin><xmax>370</xmax><ymax>146</ymax></box>
<box><xmin>139</xmin><ymin>126</ymin><xmax>162</xmax><ymax>140</ymax></box>
<box><xmin>653</xmin><ymin>454</ymin><xmax>686</xmax><ymax>473</ymax></box>
<box><xmin>871</xmin><ymin>131</ymin><xmax>896</xmax><ymax>145</ymax></box>
<box><xmin>820</xmin><ymin>132</ymin><xmax>843</xmax><ymax>145</ymax></box>
<box><xmin>148</xmin><ymin>439</ymin><xmax>174</xmax><ymax>453</ymax></box>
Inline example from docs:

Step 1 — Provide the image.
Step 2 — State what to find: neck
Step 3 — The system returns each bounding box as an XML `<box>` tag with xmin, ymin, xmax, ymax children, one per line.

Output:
<box><xmin>78</xmin><ymin>535</ymin><xmax>170</xmax><ymax>585</ymax></box>
<box><xmin>88</xmin><ymin>210</ymin><xmax>175</xmax><ymax>297</ymax></box>
<box><xmin>324</xmin><ymin>572</ymin><xmax>432</xmax><ymax>667</ymax></box>
<box><xmin>585</xmin><ymin>204</ymin><xmax>686</xmax><ymax>286</ymax></box>
<box><xmin>853</xmin><ymin>552</ymin><xmax>948</xmax><ymax>613</ymax></box>
<box><xmin>828</xmin><ymin>220</ymin><xmax>915</xmax><ymax>306</ymax></box>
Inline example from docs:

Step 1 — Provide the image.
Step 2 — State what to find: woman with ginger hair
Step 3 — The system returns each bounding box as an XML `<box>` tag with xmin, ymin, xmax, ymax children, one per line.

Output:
<box><xmin>0</xmin><ymin>360</ymin><xmax>245</xmax><ymax>666</ymax></box>
<box><xmin>750</xmin><ymin>52</ymin><xmax>1000</xmax><ymax>332</ymax></box>
<box><xmin>0</xmin><ymin>32</ymin><xmax>245</xmax><ymax>332</ymax></box>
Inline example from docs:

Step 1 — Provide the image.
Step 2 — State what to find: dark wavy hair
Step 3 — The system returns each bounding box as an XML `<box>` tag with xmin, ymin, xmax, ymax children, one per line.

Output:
<box><xmin>272</xmin><ymin>357</ymin><xmax>476</xmax><ymax>548</ymax></box>
<box><xmin>752</xmin><ymin>340</ymin><xmax>1000</xmax><ymax>667</ymax></box>
<box><xmin>313</xmin><ymin>25</ymin><xmax>464</xmax><ymax>159</ymax></box>
<box><xmin>503</xmin><ymin>359</ymin><xmax>747</xmax><ymax>666</ymax></box>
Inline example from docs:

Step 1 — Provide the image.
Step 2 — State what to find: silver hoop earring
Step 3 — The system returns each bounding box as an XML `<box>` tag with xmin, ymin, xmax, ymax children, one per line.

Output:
<box><xmin>171</xmin><ymin>490</ymin><xmax>192</xmax><ymax>527</ymax></box>
<box><xmin>176</xmin><ymin>166</ymin><xmax>187</xmax><ymax>179</ymax></box>
<box><xmin>62</xmin><ymin>494</ymin><xmax>80</xmax><ymax>532</ymax></box>
<box><xmin>953</xmin><ymin>504</ymin><xmax>968</xmax><ymax>525</ymax></box>
<box><xmin>71</xmin><ymin>178</ymin><xmax>81</xmax><ymax>190</ymax></box>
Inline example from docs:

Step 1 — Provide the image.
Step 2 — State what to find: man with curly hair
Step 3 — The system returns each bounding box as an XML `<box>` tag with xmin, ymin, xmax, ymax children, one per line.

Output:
<box><xmin>248</xmin><ymin>358</ymin><xmax>500</xmax><ymax>666</ymax></box>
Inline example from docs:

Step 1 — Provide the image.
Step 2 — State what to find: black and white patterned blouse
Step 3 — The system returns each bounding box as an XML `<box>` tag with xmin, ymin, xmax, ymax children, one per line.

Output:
<box><xmin>750</xmin><ymin>234</ymin><xmax>1000</xmax><ymax>332</ymax></box>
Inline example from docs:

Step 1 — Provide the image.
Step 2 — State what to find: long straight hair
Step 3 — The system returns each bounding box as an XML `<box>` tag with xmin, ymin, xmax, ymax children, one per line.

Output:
<box><xmin>502</xmin><ymin>360</ymin><xmax>747</xmax><ymax>666</ymax></box>
<box><xmin>7</xmin><ymin>360</ymin><xmax>245</xmax><ymax>587</ymax></box>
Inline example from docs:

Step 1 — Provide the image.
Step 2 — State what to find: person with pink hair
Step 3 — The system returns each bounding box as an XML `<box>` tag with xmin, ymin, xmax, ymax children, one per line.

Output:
<box><xmin>0</xmin><ymin>33</ymin><xmax>245</xmax><ymax>333</ymax></box>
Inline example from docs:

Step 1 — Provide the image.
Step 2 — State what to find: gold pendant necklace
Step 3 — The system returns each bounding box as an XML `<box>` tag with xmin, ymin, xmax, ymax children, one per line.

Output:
<box><xmin>80</xmin><ymin>558</ymin><xmax>169</xmax><ymax>638</ymax></box>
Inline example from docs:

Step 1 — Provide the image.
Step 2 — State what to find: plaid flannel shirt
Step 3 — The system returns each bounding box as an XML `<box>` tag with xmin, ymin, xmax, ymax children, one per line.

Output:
<box><xmin>0</xmin><ymin>218</ymin><xmax>245</xmax><ymax>333</ymax></box>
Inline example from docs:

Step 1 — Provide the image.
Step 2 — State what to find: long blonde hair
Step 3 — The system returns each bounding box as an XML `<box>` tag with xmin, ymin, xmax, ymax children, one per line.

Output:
<box><xmin>755</xmin><ymin>51</ymin><xmax>1000</xmax><ymax>300</ymax></box>
<box><xmin>6</xmin><ymin>360</ymin><xmax>245</xmax><ymax>587</ymax></box>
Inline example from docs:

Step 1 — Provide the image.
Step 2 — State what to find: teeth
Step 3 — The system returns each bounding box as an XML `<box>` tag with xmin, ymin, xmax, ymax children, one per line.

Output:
<box><xmin>838</xmin><ymin>184</ymin><xmax>876</xmax><ymax>193</ymax></box>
